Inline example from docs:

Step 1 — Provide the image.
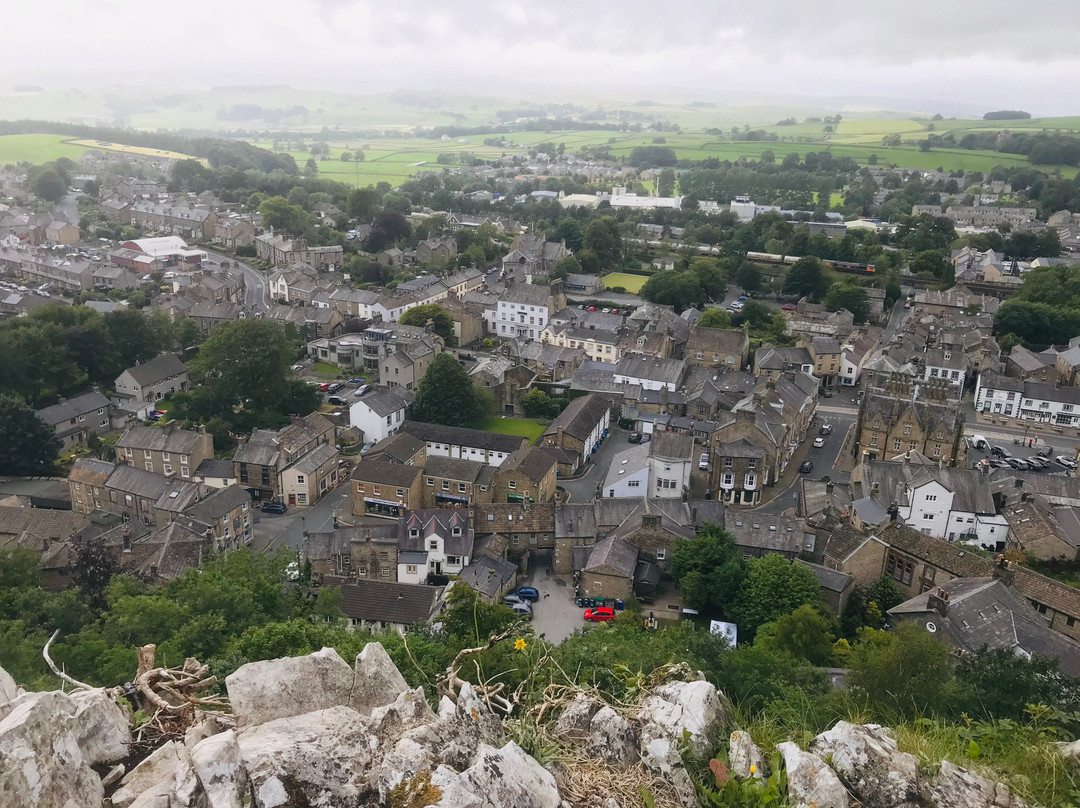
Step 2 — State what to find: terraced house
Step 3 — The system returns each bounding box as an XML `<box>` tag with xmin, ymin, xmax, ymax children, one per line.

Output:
<box><xmin>35</xmin><ymin>390</ymin><xmax>112</xmax><ymax>449</ymax></box>
<box><xmin>114</xmin><ymin>425</ymin><xmax>214</xmax><ymax>480</ymax></box>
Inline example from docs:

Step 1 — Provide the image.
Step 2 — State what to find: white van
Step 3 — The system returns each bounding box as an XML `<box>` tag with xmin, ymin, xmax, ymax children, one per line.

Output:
<box><xmin>968</xmin><ymin>434</ymin><xmax>989</xmax><ymax>450</ymax></box>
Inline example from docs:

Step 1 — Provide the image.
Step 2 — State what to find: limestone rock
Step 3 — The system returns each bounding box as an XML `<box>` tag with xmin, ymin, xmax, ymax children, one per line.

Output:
<box><xmin>811</xmin><ymin>721</ymin><xmax>920</xmax><ymax>808</ymax></box>
<box><xmin>1059</xmin><ymin>738</ymin><xmax>1080</xmax><ymax>760</ymax></box>
<box><xmin>0</xmin><ymin>690</ymin><xmax>103</xmax><ymax>808</ymax></box>
<box><xmin>923</xmin><ymin>760</ymin><xmax>1030</xmax><ymax>808</ymax></box>
<box><xmin>351</xmin><ymin>640</ymin><xmax>409</xmax><ymax>716</ymax></box>
<box><xmin>237</xmin><ymin>705</ymin><xmax>378</xmax><ymax>807</ymax></box>
<box><xmin>0</xmin><ymin>662</ymin><xmax>18</xmax><ymax>706</ymax></box>
<box><xmin>431</xmin><ymin>741</ymin><xmax>562</xmax><ymax>808</ymax></box>
<box><xmin>368</xmin><ymin>686</ymin><xmax>436</xmax><ymax>742</ymax></box>
<box><xmin>225</xmin><ymin>646</ymin><xmax>355</xmax><ymax>728</ymax></box>
<box><xmin>636</xmin><ymin>680</ymin><xmax>725</xmax><ymax>755</ymax></box>
<box><xmin>777</xmin><ymin>741</ymin><xmax>850</xmax><ymax>808</ymax></box>
<box><xmin>638</xmin><ymin>721</ymin><xmax>698</xmax><ymax>808</ymax></box>
<box><xmin>728</xmin><ymin>730</ymin><xmax>767</xmax><ymax>779</ymax></box>
<box><xmin>191</xmin><ymin>729</ymin><xmax>247</xmax><ymax>808</ymax></box>
<box><xmin>555</xmin><ymin>694</ymin><xmax>601</xmax><ymax>741</ymax></box>
<box><xmin>69</xmin><ymin>687</ymin><xmax>132</xmax><ymax>765</ymax></box>
<box><xmin>113</xmin><ymin>739</ymin><xmax>202</xmax><ymax>808</ymax></box>
<box><xmin>184</xmin><ymin>711</ymin><xmax>236</xmax><ymax>751</ymax></box>
<box><xmin>585</xmin><ymin>706</ymin><xmax>639</xmax><ymax>768</ymax></box>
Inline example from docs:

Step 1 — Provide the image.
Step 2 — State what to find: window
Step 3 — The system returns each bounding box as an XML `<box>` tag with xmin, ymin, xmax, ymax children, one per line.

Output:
<box><xmin>458</xmin><ymin>483</ymin><xmax>466</xmax><ymax>493</ymax></box>
<box><xmin>429</xmin><ymin>540</ymin><xmax>438</xmax><ymax>550</ymax></box>
<box><xmin>356</xmin><ymin>483</ymin><xmax>365</xmax><ymax>494</ymax></box>
<box><xmin>396</xmin><ymin>488</ymin><xmax>405</xmax><ymax>498</ymax></box>
<box><xmin>452</xmin><ymin>526</ymin><xmax>462</xmax><ymax>537</ymax></box>
<box><xmin>162</xmin><ymin>452</ymin><xmax>170</xmax><ymax>461</ymax></box>
<box><xmin>870</xmin><ymin>434</ymin><xmax>878</xmax><ymax>447</ymax></box>
<box><xmin>925</xmin><ymin>494</ymin><xmax>937</xmax><ymax>502</ymax></box>
<box><xmin>447</xmin><ymin>555</ymin><xmax>460</xmax><ymax>565</ymax></box>
<box><xmin>406</xmin><ymin>565</ymin><xmax>417</xmax><ymax>575</ymax></box>
<box><xmin>427</xmin><ymin>477</ymin><xmax>434</xmax><ymax>486</ymax></box>
<box><xmin>379</xmin><ymin>551</ymin><xmax>388</xmax><ymax>560</ymax></box>
<box><xmin>656</xmin><ymin>549</ymin><xmax>667</xmax><ymax>560</ymax></box>
<box><xmin>296</xmin><ymin>474</ymin><xmax>305</xmax><ymax>484</ymax></box>
<box><xmin>903</xmin><ymin>424</ymin><xmax>912</xmax><ymax>435</ymax></box>
<box><xmin>297</xmin><ymin>493</ymin><xmax>307</xmax><ymax>504</ymax></box>
<box><xmin>893</xmin><ymin>439</ymin><xmax>902</xmax><ymax>451</ymax></box>
<box><xmin>721</xmin><ymin>473</ymin><xmax>734</xmax><ymax>486</ymax></box>
<box><xmin>627</xmin><ymin>479</ymin><xmax>641</xmax><ymax>487</ymax></box>
<box><xmin>508</xmin><ymin>481</ymin><xmax>517</xmax><ymax>489</ymax></box>
<box><xmin>381</xmin><ymin>567</ymin><xmax>390</xmax><ymax>578</ymax></box>
<box><xmin>145</xmin><ymin>462</ymin><xmax>154</xmax><ymax>471</ymax></box>
<box><xmin>747</xmin><ymin>459</ymin><xmax>757</xmax><ymax>470</ymax></box>
<box><xmin>724</xmin><ymin>457</ymin><xmax>733</xmax><ymax>468</ymax></box>
<box><xmin>886</xmin><ymin>553</ymin><xmax>914</xmax><ymax>586</ymax></box>
<box><xmin>163</xmin><ymin>464</ymin><xmax>172</xmax><ymax>475</ymax></box>
<box><xmin>410</xmin><ymin>528</ymin><xmax>419</xmax><ymax>538</ymax></box>
<box><xmin>442</xmin><ymin>480</ymin><xmax>450</xmax><ymax>490</ymax></box>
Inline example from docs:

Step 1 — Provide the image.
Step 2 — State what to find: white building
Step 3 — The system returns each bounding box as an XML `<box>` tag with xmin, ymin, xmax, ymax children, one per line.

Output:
<box><xmin>975</xmin><ymin>371</ymin><xmax>1080</xmax><ymax>427</ymax></box>
<box><xmin>601</xmin><ymin>431</ymin><xmax>693</xmax><ymax>499</ymax></box>
<box><xmin>494</xmin><ymin>283</ymin><xmax>553</xmax><ymax>340</ymax></box>
<box><xmin>612</xmin><ymin>355</ymin><xmax>686</xmax><ymax>392</ymax></box>
<box><xmin>348</xmin><ymin>388</ymin><xmax>410</xmax><ymax>444</ymax></box>
<box><xmin>603</xmin><ymin>444</ymin><xmax>650</xmax><ymax>498</ymax></box>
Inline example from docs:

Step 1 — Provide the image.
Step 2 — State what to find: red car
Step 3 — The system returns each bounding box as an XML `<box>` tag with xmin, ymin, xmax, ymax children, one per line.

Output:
<box><xmin>318</xmin><ymin>382</ymin><xmax>331</xmax><ymax>392</ymax></box>
<box><xmin>781</xmin><ymin>303</ymin><xmax>797</xmax><ymax>311</ymax></box>
<box><xmin>584</xmin><ymin>606</ymin><xmax>616</xmax><ymax>622</ymax></box>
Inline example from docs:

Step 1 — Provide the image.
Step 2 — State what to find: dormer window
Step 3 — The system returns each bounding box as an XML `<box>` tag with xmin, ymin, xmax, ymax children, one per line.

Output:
<box><xmin>452</xmin><ymin>526</ymin><xmax>462</xmax><ymax>537</ymax></box>
<box><xmin>409</xmin><ymin>528</ymin><xmax>419</xmax><ymax>538</ymax></box>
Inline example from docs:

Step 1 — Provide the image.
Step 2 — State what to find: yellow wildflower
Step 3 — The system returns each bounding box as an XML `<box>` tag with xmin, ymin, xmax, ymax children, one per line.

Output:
<box><xmin>750</xmin><ymin>765</ymin><xmax>757</xmax><ymax>775</ymax></box>
<box><xmin>514</xmin><ymin>638</ymin><xmax>527</xmax><ymax>651</ymax></box>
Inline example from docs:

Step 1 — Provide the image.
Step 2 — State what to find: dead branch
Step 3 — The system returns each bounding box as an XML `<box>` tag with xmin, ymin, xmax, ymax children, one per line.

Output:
<box><xmin>42</xmin><ymin>629</ymin><xmax>94</xmax><ymax>692</ymax></box>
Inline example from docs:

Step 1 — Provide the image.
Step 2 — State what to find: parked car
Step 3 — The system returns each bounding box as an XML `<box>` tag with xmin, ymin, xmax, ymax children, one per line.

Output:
<box><xmin>502</xmin><ymin>594</ymin><xmax>527</xmax><ymax>606</ymax></box>
<box><xmin>327</xmin><ymin>395</ymin><xmax>348</xmax><ymax>406</ymax></box>
<box><xmin>799</xmin><ymin>460</ymin><xmax>814</xmax><ymax>473</ymax></box>
<box><xmin>1056</xmin><ymin>455</ymin><xmax>1078</xmax><ymax>470</ymax></box>
<box><xmin>1026</xmin><ymin>456</ymin><xmax>1050</xmax><ymax>469</ymax></box>
<box><xmin>506</xmin><ymin>587</ymin><xmax>539</xmax><ymax>602</ymax></box>
<box><xmin>1037</xmin><ymin>445</ymin><xmax>1055</xmax><ymax>458</ymax></box>
<box><xmin>584</xmin><ymin>606</ymin><xmax>616</xmax><ymax>622</ymax></box>
<box><xmin>354</xmin><ymin>384</ymin><xmax>372</xmax><ymax>397</ymax></box>
<box><xmin>628</xmin><ymin>432</ymin><xmax>643</xmax><ymax>444</ymax></box>
<box><xmin>1007</xmin><ymin>458</ymin><xmax>1031</xmax><ymax>470</ymax></box>
<box><xmin>729</xmin><ymin>301</ymin><xmax>743</xmax><ymax>310</ymax></box>
<box><xmin>781</xmin><ymin>303</ymin><xmax>797</xmax><ymax>311</ymax></box>
<box><xmin>698</xmin><ymin>452</ymin><xmax>710</xmax><ymax>470</ymax></box>
<box><xmin>327</xmin><ymin>383</ymin><xmax>343</xmax><ymax>394</ymax></box>
<box><xmin>813</xmin><ymin>437</ymin><xmax>826</xmax><ymax>448</ymax></box>
<box><xmin>988</xmin><ymin>459</ymin><xmax>1011</xmax><ymax>468</ymax></box>
<box><xmin>318</xmin><ymin>382</ymin><xmax>332</xmax><ymax>392</ymax></box>
<box><xmin>261</xmin><ymin>501</ymin><xmax>287</xmax><ymax>514</ymax></box>
<box><xmin>738</xmin><ymin>294</ymin><xmax>748</xmax><ymax>301</ymax></box>
<box><xmin>819</xmin><ymin>424</ymin><xmax>833</xmax><ymax>435</ymax></box>
<box><xmin>990</xmin><ymin>446</ymin><xmax>1011</xmax><ymax>458</ymax></box>
<box><xmin>820</xmin><ymin>389</ymin><xmax>833</xmax><ymax>398</ymax></box>
<box><xmin>509</xmin><ymin>602</ymin><xmax>533</xmax><ymax>620</ymax></box>
<box><xmin>291</xmin><ymin>364</ymin><xmax>304</xmax><ymax>372</ymax></box>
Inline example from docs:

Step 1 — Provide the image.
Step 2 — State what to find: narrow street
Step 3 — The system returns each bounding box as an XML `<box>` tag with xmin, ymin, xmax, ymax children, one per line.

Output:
<box><xmin>253</xmin><ymin>485</ymin><xmax>351</xmax><ymax>555</ymax></box>
<box><xmin>201</xmin><ymin>247</ymin><xmax>268</xmax><ymax>311</ymax></box>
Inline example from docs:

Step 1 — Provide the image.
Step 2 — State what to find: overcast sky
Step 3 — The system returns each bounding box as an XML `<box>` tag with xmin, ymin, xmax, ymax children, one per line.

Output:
<box><xmin>8</xmin><ymin>0</ymin><xmax>1080</xmax><ymax>115</ymax></box>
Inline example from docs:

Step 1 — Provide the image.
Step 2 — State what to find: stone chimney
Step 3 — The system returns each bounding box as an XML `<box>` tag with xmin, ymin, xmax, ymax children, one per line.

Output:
<box><xmin>927</xmin><ymin>587</ymin><xmax>950</xmax><ymax>616</ymax></box>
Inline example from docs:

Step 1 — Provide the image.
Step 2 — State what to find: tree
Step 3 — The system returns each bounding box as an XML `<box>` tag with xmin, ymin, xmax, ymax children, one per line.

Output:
<box><xmin>340</xmin><ymin>151</ymin><xmax>353</xmax><ymax>162</ymax></box>
<box><xmin>178</xmin><ymin>319</ymin><xmax>317</xmax><ymax>426</ymax></box>
<box><xmin>823</xmin><ymin>282</ymin><xmax>870</xmax><ymax>323</ymax></box>
<box><xmin>670</xmin><ymin>523</ymin><xmax>747</xmax><ymax>618</ymax></box>
<box><xmin>698</xmin><ymin>308</ymin><xmax>732</xmax><ymax>329</ymax></box>
<box><xmin>735</xmin><ymin>299</ymin><xmax>773</xmax><ymax>330</ymax></box>
<box><xmin>28</xmin><ymin>165</ymin><xmax>66</xmax><ymax>202</ymax></box>
<box><xmin>258</xmin><ymin>197</ymin><xmax>309</xmax><ymax>237</ymax></box>
<box><xmin>522</xmin><ymin>389</ymin><xmax>560</xmax><ymax>418</ymax></box>
<box><xmin>106</xmin><ymin>309</ymin><xmax>162</xmax><ymax>371</ymax></box>
<box><xmin>848</xmin><ymin>623</ymin><xmax>954</xmax><ymax>718</ymax></box>
<box><xmin>72</xmin><ymin>536</ymin><xmax>120</xmax><ymax>607</ymax></box>
<box><xmin>551</xmin><ymin>218</ymin><xmax>584</xmax><ymax>253</ymax></box>
<box><xmin>412</xmin><ymin>354</ymin><xmax>481</xmax><ymax>428</ymax></box>
<box><xmin>399</xmin><ymin>304</ymin><xmax>454</xmax><ymax>343</ymax></box>
<box><xmin>347</xmin><ymin>187</ymin><xmax>381</xmax><ymax>222</ymax></box>
<box><xmin>0</xmin><ymin>395</ymin><xmax>60</xmax><ymax>475</ymax></box>
<box><xmin>734</xmin><ymin>264</ymin><xmax>762</xmax><ymax>295</ymax></box>
<box><xmin>782</xmin><ymin>257</ymin><xmax>829</xmax><ymax>301</ymax></box>
<box><xmin>763</xmin><ymin>604</ymin><xmax>835</xmax><ymax>666</ymax></box>
<box><xmin>657</xmin><ymin>168</ymin><xmax>676</xmax><ymax>198</ymax></box>
<box><xmin>730</xmin><ymin>554</ymin><xmax>824</xmax><ymax>637</ymax></box>
<box><xmin>364</xmin><ymin>212</ymin><xmax>411</xmax><ymax>254</ymax></box>
<box><xmin>909</xmin><ymin>250</ymin><xmax>950</xmax><ymax>279</ymax></box>
<box><xmin>639</xmin><ymin>270</ymin><xmax>705</xmax><ymax>311</ymax></box>
<box><xmin>583</xmin><ymin>218</ymin><xmax>623</xmax><ymax>270</ymax></box>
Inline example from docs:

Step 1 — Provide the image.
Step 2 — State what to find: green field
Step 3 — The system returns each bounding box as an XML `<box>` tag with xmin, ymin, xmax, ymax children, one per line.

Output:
<box><xmin>478</xmin><ymin>416</ymin><xmax>546</xmax><ymax>443</ymax></box>
<box><xmin>0</xmin><ymin>134</ymin><xmax>88</xmax><ymax>165</ymax></box>
<box><xmin>602</xmin><ymin>272</ymin><xmax>649</xmax><ymax>293</ymax></box>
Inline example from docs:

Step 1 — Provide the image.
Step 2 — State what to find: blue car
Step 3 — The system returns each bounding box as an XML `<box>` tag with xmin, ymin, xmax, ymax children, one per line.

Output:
<box><xmin>507</xmin><ymin>586</ymin><xmax>540</xmax><ymax>602</ymax></box>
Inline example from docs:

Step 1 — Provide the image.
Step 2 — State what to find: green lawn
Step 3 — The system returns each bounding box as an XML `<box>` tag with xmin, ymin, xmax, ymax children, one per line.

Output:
<box><xmin>478</xmin><ymin>416</ymin><xmax>546</xmax><ymax>443</ymax></box>
<box><xmin>602</xmin><ymin>272</ymin><xmax>649</xmax><ymax>293</ymax></box>
<box><xmin>311</xmin><ymin>361</ymin><xmax>342</xmax><ymax>376</ymax></box>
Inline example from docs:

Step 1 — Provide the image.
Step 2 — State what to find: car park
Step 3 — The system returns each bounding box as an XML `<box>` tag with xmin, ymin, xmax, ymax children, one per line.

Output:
<box><xmin>584</xmin><ymin>606</ymin><xmax>615</xmax><ymax>622</ymax></box>
<box><xmin>819</xmin><ymin>424</ymin><xmax>833</xmax><ymax>435</ymax></box>
<box><xmin>799</xmin><ymin>460</ymin><xmax>814</xmax><ymax>473</ymax></box>
<box><xmin>628</xmin><ymin>432</ymin><xmax>643</xmax><ymax>444</ymax></box>
<box><xmin>1057</xmin><ymin>455</ymin><xmax>1078</xmax><ymax>470</ymax></box>
<box><xmin>813</xmin><ymin>437</ymin><xmax>826</xmax><ymax>448</ymax></box>
<box><xmin>261</xmin><ymin>501</ymin><xmax>287</xmax><ymax>514</ymax></box>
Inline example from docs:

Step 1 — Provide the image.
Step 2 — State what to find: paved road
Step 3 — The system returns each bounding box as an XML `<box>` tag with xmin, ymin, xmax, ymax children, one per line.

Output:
<box><xmin>53</xmin><ymin>192</ymin><xmax>80</xmax><ymax>226</ymax></box>
<box><xmin>756</xmin><ymin>410</ymin><xmax>857</xmax><ymax>515</ymax></box>
<box><xmin>881</xmin><ymin>295</ymin><xmax>909</xmax><ymax>343</ymax></box>
<box><xmin>254</xmin><ymin>485</ymin><xmax>351</xmax><ymax>555</ymax></box>
<box><xmin>560</xmin><ymin>428</ymin><xmax>633</xmax><ymax>502</ymax></box>
<box><xmin>201</xmin><ymin>247</ymin><xmax>268</xmax><ymax>311</ymax></box>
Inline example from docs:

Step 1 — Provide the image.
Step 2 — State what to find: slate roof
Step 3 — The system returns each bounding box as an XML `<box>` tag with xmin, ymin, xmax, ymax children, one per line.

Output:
<box><xmin>648</xmin><ymin>431</ymin><xmax>694</xmax><ymax>461</ymax></box>
<box><xmin>423</xmin><ymin>456</ymin><xmax>489</xmax><ymax>483</ymax></box>
<box><xmin>69</xmin><ymin>458</ymin><xmax>116</xmax><ymax>487</ymax></box>
<box><xmin>131</xmin><ymin>522</ymin><xmax>206</xmax><ymax>580</ymax></box>
<box><xmin>502</xmin><ymin>446</ymin><xmax>558</xmax><ymax>482</ymax></box>
<box><xmin>713</xmin><ymin>438</ymin><xmax>767</xmax><ymax>459</ymax></box>
<box><xmin>289</xmin><ymin>442</ymin><xmax>338</xmax><ymax>475</ymax></box>
<box><xmin>584</xmin><ymin>536</ymin><xmax>639</xmax><ymax>578</ymax></box>
<box><xmin>195</xmin><ymin>459</ymin><xmax>235</xmax><ymax>479</ymax></box>
<box><xmin>554</xmin><ymin>503</ymin><xmax>598</xmax><ymax>539</ymax></box>
<box><xmin>233</xmin><ymin>429</ymin><xmax>281</xmax><ymax>467</ymax></box>
<box><xmin>889</xmin><ymin>577</ymin><xmax>1080</xmax><ymax>676</ymax></box>
<box><xmin>473</xmin><ymin>502</ymin><xmax>555</xmax><ymax>534</ymax></box>
<box><xmin>819</xmin><ymin>519</ymin><xmax>877</xmax><ymax>567</ymax></box>
<box><xmin>875</xmin><ymin>522</ymin><xmax>993</xmax><ymax>578</ymax></box>
<box><xmin>116</xmin><ymin>425</ymin><xmax>206</xmax><ymax>456</ymax></box>
<box><xmin>120</xmin><ymin>354</ymin><xmax>186</xmax><ymax>387</ymax></box>
<box><xmin>542</xmin><ymin>394</ymin><xmax>609</xmax><ymax>442</ymax></box>
<box><xmin>796</xmin><ymin>559</ymin><xmax>853</xmax><ymax>593</ymax></box>
<box><xmin>36</xmin><ymin>391</ymin><xmax>110</xmax><ymax>426</ymax></box>
<box><xmin>614</xmin><ymin>355</ymin><xmax>685</xmax><ymax>386</ymax></box>
<box><xmin>400</xmin><ymin>509</ymin><xmax>473</xmax><ymax>556</ymax></box>
<box><xmin>334</xmin><ymin>578</ymin><xmax>442</xmax><ymax>626</ymax></box>
<box><xmin>725</xmin><ymin>513</ymin><xmax>814</xmax><ymax>556</ymax></box>
<box><xmin>1007</xmin><ymin>564</ymin><xmax>1080</xmax><ymax>622</ymax></box>
<box><xmin>859</xmin><ymin>461</ymin><xmax>996</xmax><ymax>514</ymax></box>
<box><xmin>366</xmin><ymin>432</ymin><xmax>426</xmax><ymax>464</ymax></box>
<box><xmin>185</xmin><ymin>484</ymin><xmax>250</xmax><ymax>522</ymax></box>
<box><xmin>400</xmin><ymin>421</ymin><xmax>527</xmax><ymax>453</ymax></box>
<box><xmin>458</xmin><ymin>556</ymin><xmax>517</xmax><ymax>599</ymax></box>
<box><xmin>351</xmin><ymin>460</ymin><xmax>423</xmax><ymax>488</ymax></box>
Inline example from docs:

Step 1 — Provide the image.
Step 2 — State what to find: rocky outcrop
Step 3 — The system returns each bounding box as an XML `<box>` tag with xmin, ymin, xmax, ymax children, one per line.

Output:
<box><xmin>924</xmin><ymin>760</ymin><xmax>1031</xmax><ymax>808</ymax></box>
<box><xmin>778</xmin><ymin>740</ymin><xmax>851</xmax><ymax>808</ymax></box>
<box><xmin>729</xmin><ymin>729</ymin><xmax>767</xmax><ymax>778</ymax></box>
<box><xmin>811</xmin><ymin>721</ymin><xmax>920</xmax><ymax>808</ymax></box>
<box><xmin>0</xmin><ymin>656</ymin><xmax>1041</xmax><ymax>808</ymax></box>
